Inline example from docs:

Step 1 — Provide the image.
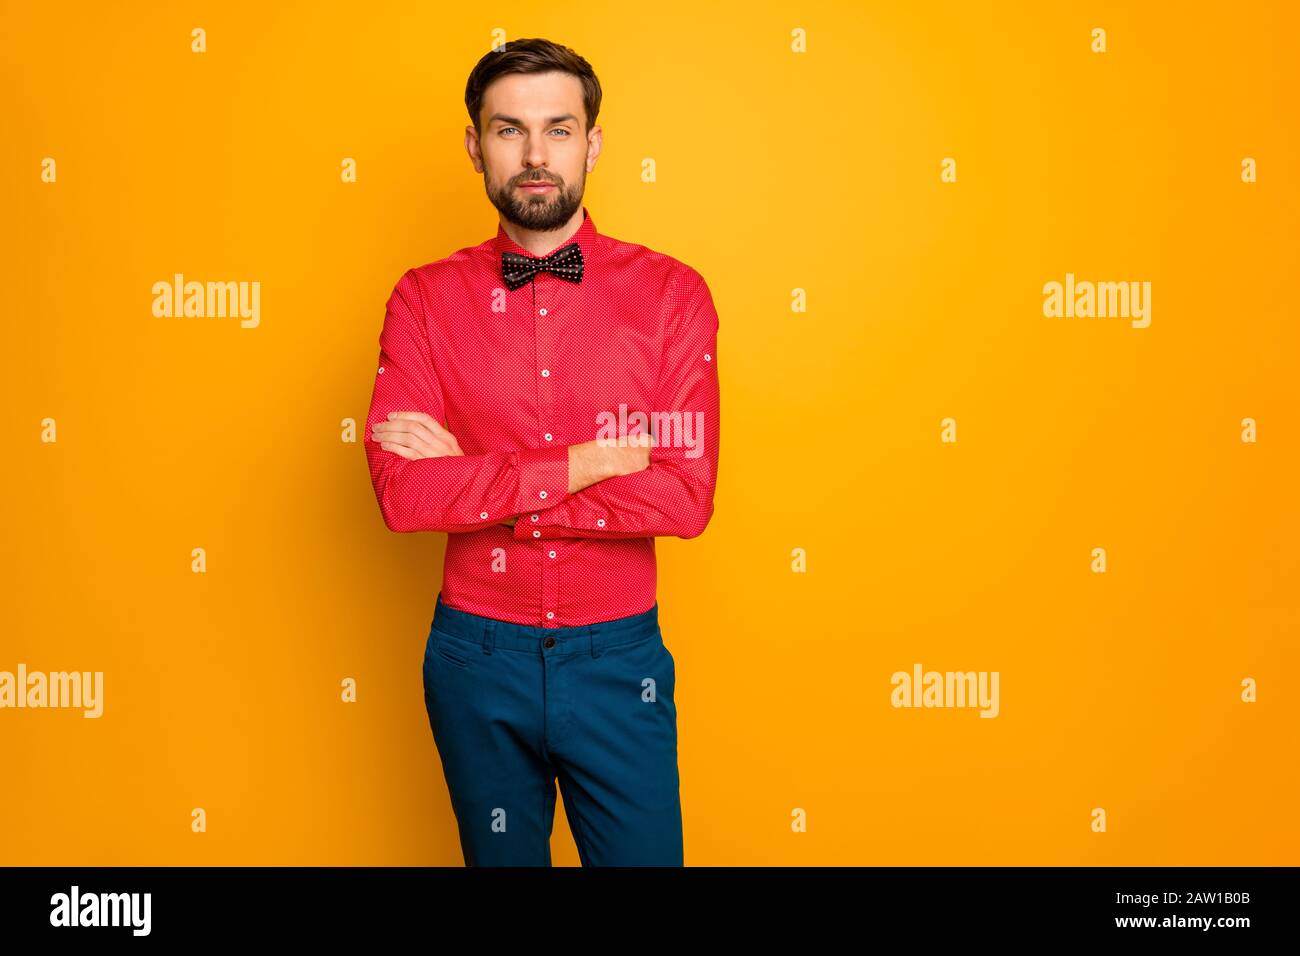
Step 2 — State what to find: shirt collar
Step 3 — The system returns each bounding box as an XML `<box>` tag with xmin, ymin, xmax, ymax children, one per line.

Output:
<box><xmin>492</xmin><ymin>205</ymin><xmax>599</xmax><ymax>264</ymax></box>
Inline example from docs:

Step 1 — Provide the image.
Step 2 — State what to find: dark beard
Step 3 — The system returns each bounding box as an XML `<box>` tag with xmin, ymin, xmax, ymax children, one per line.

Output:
<box><xmin>486</xmin><ymin>174</ymin><xmax>584</xmax><ymax>232</ymax></box>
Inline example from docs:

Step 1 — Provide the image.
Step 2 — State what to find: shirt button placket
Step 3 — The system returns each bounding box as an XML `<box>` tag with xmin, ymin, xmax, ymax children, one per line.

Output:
<box><xmin>536</xmin><ymin>281</ymin><xmax>559</xmax><ymax>626</ymax></box>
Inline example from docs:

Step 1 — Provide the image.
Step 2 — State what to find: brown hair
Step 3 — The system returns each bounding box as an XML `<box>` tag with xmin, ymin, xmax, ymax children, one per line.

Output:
<box><xmin>464</xmin><ymin>38</ymin><xmax>602</xmax><ymax>137</ymax></box>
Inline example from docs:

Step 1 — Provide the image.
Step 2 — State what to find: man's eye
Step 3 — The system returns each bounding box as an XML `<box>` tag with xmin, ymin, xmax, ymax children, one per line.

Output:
<box><xmin>500</xmin><ymin>127</ymin><xmax>570</xmax><ymax>136</ymax></box>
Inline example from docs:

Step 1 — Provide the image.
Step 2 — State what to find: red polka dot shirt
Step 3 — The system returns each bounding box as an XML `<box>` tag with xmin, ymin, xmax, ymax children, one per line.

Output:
<box><xmin>364</xmin><ymin>206</ymin><xmax>720</xmax><ymax>627</ymax></box>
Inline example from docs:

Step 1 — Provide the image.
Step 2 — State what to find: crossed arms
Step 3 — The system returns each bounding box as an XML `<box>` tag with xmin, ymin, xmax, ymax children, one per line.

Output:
<box><xmin>363</xmin><ymin>267</ymin><xmax>720</xmax><ymax>540</ymax></box>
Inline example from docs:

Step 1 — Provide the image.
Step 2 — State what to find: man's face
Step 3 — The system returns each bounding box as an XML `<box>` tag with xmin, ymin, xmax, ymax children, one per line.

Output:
<box><xmin>470</xmin><ymin>70</ymin><xmax>599</xmax><ymax>231</ymax></box>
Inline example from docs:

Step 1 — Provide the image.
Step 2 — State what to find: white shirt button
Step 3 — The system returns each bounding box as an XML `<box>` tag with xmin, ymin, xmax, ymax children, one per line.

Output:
<box><xmin>532</xmin><ymin>530</ymin><xmax>541</xmax><ymax>538</ymax></box>
<box><xmin>480</xmin><ymin>511</ymin><xmax>488</xmax><ymax>519</ymax></box>
<box><xmin>704</xmin><ymin>354</ymin><xmax>711</xmax><ymax>361</ymax></box>
<box><xmin>531</xmin><ymin>514</ymin><xmax>539</xmax><ymax>522</ymax></box>
<box><xmin>539</xmin><ymin>308</ymin><xmax>547</xmax><ymax>316</ymax></box>
<box><xmin>377</xmin><ymin>366</ymin><xmax>385</xmax><ymax>374</ymax></box>
<box><xmin>596</xmin><ymin>518</ymin><xmax>606</xmax><ymax>527</ymax></box>
<box><xmin>541</xmin><ymin>369</ymin><xmax>550</xmax><ymax>377</ymax></box>
<box><xmin>539</xmin><ymin>490</ymin><xmax>548</xmax><ymax>499</ymax></box>
<box><xmin>546</xmin><ymin>612</ymin><xmax>554</xmax><ymax>619</ymax></box>
<box><xmin>544</xmin><ymin>433</ymin><xmax>553</xmax><ymax>441</ymax></box>
<box><xmin>548</xmin><ymin>550</ymin><xmax>556</xmax><ymax>558</ymax></box>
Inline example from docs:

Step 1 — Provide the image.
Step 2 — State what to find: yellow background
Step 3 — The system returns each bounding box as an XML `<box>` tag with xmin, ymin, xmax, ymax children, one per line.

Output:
<box><xmin>2</xmin><ymin>1</ymin><xmax>1297</xmax><ymax>864</ymax></box>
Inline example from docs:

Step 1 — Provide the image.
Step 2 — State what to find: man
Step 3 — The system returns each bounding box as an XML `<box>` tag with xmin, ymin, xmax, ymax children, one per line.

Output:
<box><xmin>364</xmin><ymin>38</ymin><xmax>720</xmax><ymax>866</ymax></box>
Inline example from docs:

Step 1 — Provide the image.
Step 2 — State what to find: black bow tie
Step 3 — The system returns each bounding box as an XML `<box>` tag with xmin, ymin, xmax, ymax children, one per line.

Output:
<box><xmin>501</xmin><ymin>243</ymin><xmax>584</xmax><ymax>291</ymax></box>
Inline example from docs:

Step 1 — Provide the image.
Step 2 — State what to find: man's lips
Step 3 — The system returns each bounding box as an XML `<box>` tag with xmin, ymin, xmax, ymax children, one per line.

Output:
<box><xmin>519</xmin><ymin>181</ymin><xmax>557</xmax><ymax>190</ymax></box>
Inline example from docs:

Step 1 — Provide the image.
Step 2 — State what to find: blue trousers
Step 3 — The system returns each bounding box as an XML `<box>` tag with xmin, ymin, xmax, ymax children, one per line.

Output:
<box><xmin>421</xmin><ymin>592</ymin><xmax>683</xmax><ymax>866</ymax></box>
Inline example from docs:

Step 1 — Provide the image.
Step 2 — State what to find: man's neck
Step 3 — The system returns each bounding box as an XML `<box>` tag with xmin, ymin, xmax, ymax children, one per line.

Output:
<box><xmin>500</xmin><ymin>207</ymin><xmax>585</xmax><ymax>257</ymax></box>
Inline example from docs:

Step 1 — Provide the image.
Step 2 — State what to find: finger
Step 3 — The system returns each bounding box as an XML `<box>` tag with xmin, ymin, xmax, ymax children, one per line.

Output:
<box><xmin>383</xmin><ymin>432</ymin><xmax>441</xmax><ymax>458</ymax></box>
<box><xmin>373</xmin><ymin>413</ymin><xmax>431</xmax><ymax>440</ymax></box>
<box><xmin>379</xmin><ymin>424</ymin><xmax>460</xmax><ymax>459</ymax></box>
<box><xmin>379</xmin><ymin>440</ymin><xmax>418</xmax><ymax>460</ymax></box>
<box><xmin>382</xmin><ymin>418</ymin><xmax>460</xmax><ymax>456</ymax></box>
<box><xmin>378</xmin><ymin>420</ymin><xmax>458</xmax><ymax>457</ymax></box>
<box><xmin>389</xmin><ymin>411</ymin><xmax>457</xmax><ymax>444</ymax></box>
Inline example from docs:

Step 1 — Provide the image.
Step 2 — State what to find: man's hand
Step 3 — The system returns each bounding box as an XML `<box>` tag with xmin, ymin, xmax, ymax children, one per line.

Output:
<box><xmin>372</xmin><ymin>414</ymin><xmax>652</xmax><ymax>530</ymax></box>
<box><xmin>371</xmin><ymin>411</ymin><xmax>463</xmax><ymax>460</ymax></box>
<box><xmin>601</xmin><ymin>429</ymin><xmax>656</xmax><ymax>479</ymax></box>
<box><xmin>570</xmin><ymin>431</ymin><xmax>655</xmax><ymax>492</ymax></box>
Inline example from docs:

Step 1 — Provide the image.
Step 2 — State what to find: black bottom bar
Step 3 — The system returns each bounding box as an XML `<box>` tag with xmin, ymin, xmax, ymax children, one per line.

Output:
<box><xmin>0</xmin><ymin>866</ymin><xmax>1290</xmax><ymax>940</ymax></box>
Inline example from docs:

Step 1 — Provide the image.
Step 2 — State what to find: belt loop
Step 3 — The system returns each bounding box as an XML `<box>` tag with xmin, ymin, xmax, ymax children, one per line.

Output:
<box><xmin>482</xmin><ymin>619</ymin><xmax>496</xmax><ymax>655</ymax></box>
<box><xmin>589</xmin><ymin>624</ymin><xmax>602</xmax><ymax>659</ymax></box>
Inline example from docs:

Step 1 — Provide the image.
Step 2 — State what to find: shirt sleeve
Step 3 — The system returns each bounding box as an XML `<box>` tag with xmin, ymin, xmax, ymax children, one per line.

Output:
<box><xmin>513</xmin><ymin>266</ymin><xmax>720</xmax><ymax>541</ymax></box>
<box><xmin>365</xmin><ymin>269</ymin><xmax>573</xmax><ymax>534</ymax></box>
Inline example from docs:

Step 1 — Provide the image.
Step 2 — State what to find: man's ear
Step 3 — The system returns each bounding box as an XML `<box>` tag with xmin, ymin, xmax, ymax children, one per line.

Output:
<box><xmin>465</xmin><ymin>125</ymin><xmax>484</xmax><ymax>172</ymax></box>
<box><xmin>585</xmin><ymin>124</ymin><xmax>602</xmax><ymax>172</ymax></box>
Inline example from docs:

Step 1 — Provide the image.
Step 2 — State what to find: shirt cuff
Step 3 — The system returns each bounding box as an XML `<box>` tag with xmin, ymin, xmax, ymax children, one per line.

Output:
<box><xmin>513</xmin><ymin>444</ymin><xmax>570</xmax><ymax>517</ymax></box>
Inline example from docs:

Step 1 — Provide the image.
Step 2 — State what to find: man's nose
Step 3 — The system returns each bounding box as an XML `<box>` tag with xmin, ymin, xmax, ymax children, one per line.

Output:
<box><xmin>524</xmin><ymin>140</ymin><xmax>551</xmax><ymax>168</ymax></box>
